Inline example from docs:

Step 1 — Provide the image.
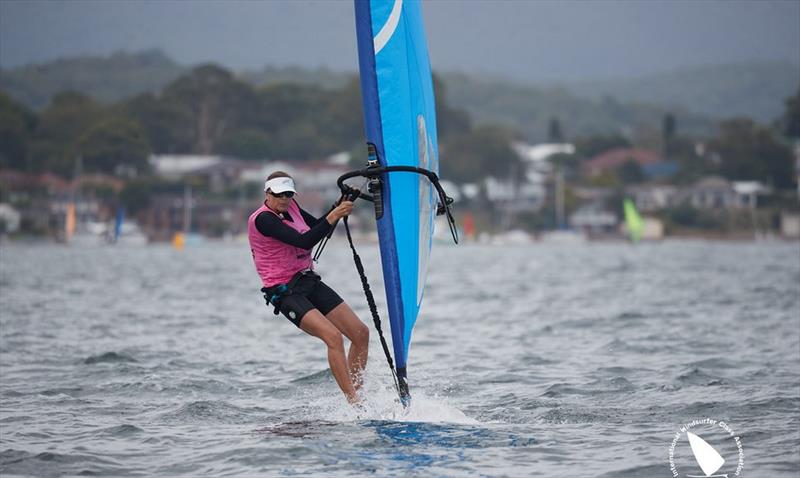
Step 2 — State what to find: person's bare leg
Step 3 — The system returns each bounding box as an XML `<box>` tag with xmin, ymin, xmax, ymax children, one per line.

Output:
<box><xmin>325</xmin><ymin>302</ymin><xmax>369</xmax><ymax>391</ymax></box>
<box><xmin>298</xmin><ymin>309</ymin><xmax>359</xmax><ymax>404</ymax></box>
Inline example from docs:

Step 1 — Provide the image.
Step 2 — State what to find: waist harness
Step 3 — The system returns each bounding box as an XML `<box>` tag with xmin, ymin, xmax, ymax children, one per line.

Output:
<box><xmin>261</xmin><ymin>270</ymin><xmax>320</xmax><ymax>315</ymax></box>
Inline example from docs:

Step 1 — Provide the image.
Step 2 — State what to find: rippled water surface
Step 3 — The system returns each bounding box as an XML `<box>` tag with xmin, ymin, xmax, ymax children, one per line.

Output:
<box><xmin>1</xmin><ymin>239</ymin><xmax>798</xmax><ymax>477</ymax></box>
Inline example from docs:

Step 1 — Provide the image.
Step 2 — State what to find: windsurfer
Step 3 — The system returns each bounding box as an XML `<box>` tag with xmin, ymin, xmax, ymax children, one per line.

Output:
<box><xmin>248</xmin><ymin>171</ymin><xmax>369</xmax><ymax>405</ymax></box>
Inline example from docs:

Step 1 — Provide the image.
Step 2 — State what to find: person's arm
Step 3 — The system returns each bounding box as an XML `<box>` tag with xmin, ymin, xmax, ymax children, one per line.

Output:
<box><xmin>255</xmin><ymin>201</ymin><xmax>353</xmax><ymax>249</ymax></box>
<box><xmin>299</xmin><ymin>207</ymin><xmax>324</xmax><ymax>228</ymax></box>
<box><xmin>255</xmin><ymin>211</ymin><xmax>332</xmax><ymax>250</ymax></box>
<box><xmin>296</xmin><ymin>200</ymin><xmax>355</xmax><ymax>229</ymax></box>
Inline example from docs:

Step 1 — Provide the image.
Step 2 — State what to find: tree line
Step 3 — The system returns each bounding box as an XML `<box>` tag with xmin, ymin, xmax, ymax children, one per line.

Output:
<box><xmin>0</xmin><ymin>64</ymin><xmax>489</xmax><ymax>179</ymax></box>
<box><xmin>0</xmin><ymin>62</ymin><xmax>797</xmax><ymax>192</ymax></box>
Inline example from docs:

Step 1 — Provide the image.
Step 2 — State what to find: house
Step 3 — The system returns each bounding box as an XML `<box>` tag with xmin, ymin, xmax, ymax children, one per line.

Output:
<box><xmin>141</xmin><ymin>155</ymin><xmax>353</xmax><ymax>239</ymax></box>
<box><xmin>196</xmin><ymin>159</ymin><xmax>261</xmax><ymax>194</ymax></box>
<box><xmin>680</xmin><ymin>176</ymin><xmax>769</xmax><ymax>209</ymax></box>
<box><xmin>149</xmin><ymin>154</ymin><xmax>261</xmax><ymax>193</ymax></box>
<box><xmin>238</xmin><ymin>159</ymin><xmax>351</xmax><ymax>213</ymax></box>
<box><xmin>0</xmin><ymin>170</ymin><xmax>71</xmax><ymax>235</ymax></box>
<box><xmin>582</xmin><ymin>148</ymin><xmax>668</xmax><ymax>177</ymax></box>
<box><xmin>495</xmin><ymin>141</ymin><xmax>575</xmax><ymax>212</ymax></box>
<box><xmin>0</xmin><ymin>170</ymin><xmax>71</xmax><ymax>198</ymax></box>
<box><xmin>148</xmin><ymin>155</ymin><xmax>224</xmax><ymax>179</ymax></box>
<box><xmin>292</xmin><ymin>160</ymin><xmax>353</xmax><ymax>210</ymax></box>
<box><xmin>512</xmin><ymin>141</ymin><xmax>570</xmax><ymax>186</ymax></box>
<box><xmin>731</xmin><ymin>181</ymin><xmax>770</xmax><ymax>209</ymax></box>
<box><xmin>239</xmin><ymin>160</ymin><xmax>297</xmax><ymax>185</ymax></box>
<box><xmin>139</xmin><ymin>193</ymin><xmax>253</xmax><ymax>240</ymax></box>
<box><xmin>628</xmin><ymin>184</ymin><xmax>679</xmax><ymax>212</ymax></box>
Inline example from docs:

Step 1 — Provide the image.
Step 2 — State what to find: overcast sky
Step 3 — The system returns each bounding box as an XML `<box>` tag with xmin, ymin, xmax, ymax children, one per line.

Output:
<box><xmin>1</xmin><ymin>0</ymin><xmax>798</xmax><ymax>82</ymax></box>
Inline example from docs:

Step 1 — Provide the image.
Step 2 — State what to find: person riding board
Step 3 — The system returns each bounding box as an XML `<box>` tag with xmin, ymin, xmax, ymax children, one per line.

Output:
<box><xmin>247</xmin><ymin>171</ymin><xmax>369</xmax><ymax>405</ymax></box>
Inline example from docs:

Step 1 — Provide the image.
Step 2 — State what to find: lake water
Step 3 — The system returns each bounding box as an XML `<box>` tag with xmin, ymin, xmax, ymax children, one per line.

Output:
<box><xmin>1</xmin><ymin>239</ymin><xmax>798</xmax><ymax>477</ymax></box>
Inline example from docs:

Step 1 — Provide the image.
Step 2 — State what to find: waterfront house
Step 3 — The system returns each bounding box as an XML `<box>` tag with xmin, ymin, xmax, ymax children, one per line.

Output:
<box><xmin>582</xmin><ymin>148</ymin><xmax>663</xmax><ymax>177</ymax></box>
<box><xmin>628</xmin><ymin>184</ymin><xmax>679</xmax><ymax>212</ymax></box>
<box><xmin>680</xmin><ymin>176</ymin><xmax>769</xmax><ymax>209</ymax></box>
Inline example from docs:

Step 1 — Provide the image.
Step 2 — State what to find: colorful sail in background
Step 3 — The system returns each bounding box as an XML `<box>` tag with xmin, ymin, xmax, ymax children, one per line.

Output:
<box><xmin>114</xmin><ymin>207</ymin><xmax>125</xmax><ymax>243</ymax></box>
<box><xmin>65</xmin><ymin>203</ymin><xmax>76</xmax><ymax>242</ymax></box>
<box><xmin>354</xmin><ymin>0</ymin><xmax>439</xmax><ymax>388</ymax></box>
<box><xmin>623</xmin><ymin>199</ymin><xmax>643</xmax><ymax>243</ymax></box>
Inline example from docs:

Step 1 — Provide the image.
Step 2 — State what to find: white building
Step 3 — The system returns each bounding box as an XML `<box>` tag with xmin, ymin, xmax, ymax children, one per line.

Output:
<box><xmin>149</xmin><ymin>155</ymin><xmax>224</xmax><ymax>179</ymax></box>
<box><xmin>483</xmin><ymin>141</ymin><xmax>576</xmax><ymax>210</ymax></box>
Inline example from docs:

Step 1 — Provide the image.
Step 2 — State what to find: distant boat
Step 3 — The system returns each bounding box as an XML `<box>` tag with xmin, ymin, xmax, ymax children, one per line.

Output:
<box><xmin>539</xmin><ymin>160</ymin><xmax>586</xmax><ymax>243</ymax></box>
<box><xmin>623</xmin><ymin>199</ymin><xmax>643</xmax><ymax>243</ymax></box>
<box><xmin>686</xmin><ymin>431</ymin><xmax>727</xmax><ymax>478</ymax></box>
<box><xmin>64</xmin><ymin>156</ymin><xmax>80</xmax><ymax>244</ymax></box>
<box><xmin>110</xmin><ymin>207</ymin><xmax>147</xmax><ymax>245</ymax></box>
<box><xmin>114</xmin><ymin>223</ymin><xmax>148</xmax><ymax>247</ymax></box>
<box><xmin>463</xmin><ymin>212</ymin><xmax>475</xmax><ymax>240</ymax></box>
<box><xmin>64</xmin><ymin>203</ymin><xmax>76</xmax><ymax>242</ymax></box>
<box><xmin>172</xmin><ymin>184</ymin><xmax>202</xmax><ymax>249</ymax></box>
<box><xmin>172</xmin><ymin>232</ymin><xmax>186</xmax><ymax>250</ymax></box>
<box><xmin>113</xmin><ymin>207</ymin><xmax>125</xmax><ymax>242</ymax></box>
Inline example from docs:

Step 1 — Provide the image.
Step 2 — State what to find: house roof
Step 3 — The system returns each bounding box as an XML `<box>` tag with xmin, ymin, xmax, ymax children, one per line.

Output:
<box><xmin>583</xmin><ymin>148</ymin><xmax>663</xmax><ymax>174</ymax></box>
<box><xmin>149</xmin><ymin>155</ymin><xmax>223</xmax><ymax>177</ymax></box>
<box><xmin>0</xmin><ymin>170</ymin><xmax>71</xmax><ymax>191</ymax></box>
<box><xmin>513</xmin><ymin>142</ymin><xmax>575</xmax><ymax>163</ymax></box>
<box><xmin>75</xmin><ymin>174</ymin><xmax>125</xmax><ymax>192</ymax></box>
<box><xmin>732</xmin><ymin>181</ymin><xmax>769</xmax><ymax>195</ymax></box>
<box><xmin>693</xmin><ymin>176</ymin><xmax>732</xmax><ymax>190</ymax></box>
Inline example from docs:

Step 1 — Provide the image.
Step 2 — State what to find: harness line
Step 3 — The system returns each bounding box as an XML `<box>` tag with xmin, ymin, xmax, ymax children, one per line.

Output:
<box><xmin>342</xmin><ymin>214</ymin><xmax>402</xmax><ymax>399</ymax></box>
<box><xmin>316</xmin><ymin>163</ymin><xmax>458</xmax><ymax>405</ymax></box>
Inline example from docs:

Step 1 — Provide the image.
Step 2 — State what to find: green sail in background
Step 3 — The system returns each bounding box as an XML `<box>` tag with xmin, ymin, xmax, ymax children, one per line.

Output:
<box><xmin>623</xmin><ymin>199</ymin><xmax>643</xmax><ymax>242</ymax></box>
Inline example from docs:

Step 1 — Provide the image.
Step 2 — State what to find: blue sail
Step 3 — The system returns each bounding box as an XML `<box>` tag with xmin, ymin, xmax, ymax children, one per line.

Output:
<box><xmin>114</xmin><ymin>207</ymin><xmax>125</xmax><ymax>242</ymax></box>
<box><xmin>354</xmin><ymin>0</ymin><xmax>439</xmax><ymax>389</ymax></box>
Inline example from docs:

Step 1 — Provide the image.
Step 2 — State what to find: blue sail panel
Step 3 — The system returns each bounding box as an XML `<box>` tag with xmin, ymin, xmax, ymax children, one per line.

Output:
<box><xmin>114</xmin><ymin>207</ymin><xmax>125</xmax><ymax>242</ymax></box>
<box><xmin>354</xmin><ymin>0</ymin><xmax>439</xmax><ymax>374</ymax></box>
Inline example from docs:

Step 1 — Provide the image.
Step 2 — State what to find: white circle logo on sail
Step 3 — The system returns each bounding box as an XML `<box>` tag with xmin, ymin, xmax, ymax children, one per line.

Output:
<box><xmin>668</xmin><ymin>418</ymin><xmax>745</xmax><ymax>477</ymax></box>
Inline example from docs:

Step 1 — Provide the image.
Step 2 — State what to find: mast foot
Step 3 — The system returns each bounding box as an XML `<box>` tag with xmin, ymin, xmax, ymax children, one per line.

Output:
<box><xmin>398</xmin><ymin>368</ymin><xmax>411</xmax><ymax>408</ymax></box>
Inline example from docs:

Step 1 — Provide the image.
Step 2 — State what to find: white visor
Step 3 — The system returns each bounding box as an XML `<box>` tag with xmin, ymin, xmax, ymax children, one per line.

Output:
<box><xmin>264</xmin><ymin>177</ymin><xmax>296</xmax><ymax>194</ymax></box>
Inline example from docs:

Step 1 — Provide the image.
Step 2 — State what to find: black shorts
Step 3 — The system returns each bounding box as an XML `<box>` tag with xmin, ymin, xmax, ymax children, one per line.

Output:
<box><xmin>263</xmin><ymin>273</ymin><xmax>344</xmax><ymax>327</ymax></box>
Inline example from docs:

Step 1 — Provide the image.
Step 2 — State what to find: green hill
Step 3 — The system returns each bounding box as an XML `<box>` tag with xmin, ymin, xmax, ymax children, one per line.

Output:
<box><xmin>0</xmin><ymin>49</ymin><xmax>185</xmax><ymax>110</ymax></box>
<box><xmin>568</xmin><ymin>62</ymin><xmax>799</xmax><ymax>123</ymax></box>
<box><xmin>1</xmin><ymin>50</ymin><xmax>794</xmax><ymax>140</ymax></box>
<box><xmin>0</xmin><ymin>51</ymin><xmax>355</xmax><ymax>110</ymax></box>
<box><xmin>440</xmin><ymin>72</ymin><xmax>716</xmax><ymax>142</ymax></box>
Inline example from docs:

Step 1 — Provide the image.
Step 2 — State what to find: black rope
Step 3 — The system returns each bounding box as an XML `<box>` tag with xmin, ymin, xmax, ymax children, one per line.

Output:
<box><xmin>328</xmin><ymin>157</ymin><xmax>459</xmax><ymax>406</ymax></box>
<box><xmin>313</xmin><ymin>182</ymin><xmax>368</xmax><ymax>263</ymax></box>
<box><xmin>342</xmin><ymin>215</ymin><xmax>401</xmax><ymax>399</ymax></box>
<box><xmin>312</xmin><ymin>201</ymin><xmax>338</xmax><ymax>263</ymax></box>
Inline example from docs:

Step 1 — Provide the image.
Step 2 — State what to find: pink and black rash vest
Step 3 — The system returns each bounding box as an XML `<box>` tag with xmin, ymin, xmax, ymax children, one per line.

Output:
<box><xmin>247</xmin><ymin>200</ymin><xmax>332</xmax><ymax>288</ymax></box>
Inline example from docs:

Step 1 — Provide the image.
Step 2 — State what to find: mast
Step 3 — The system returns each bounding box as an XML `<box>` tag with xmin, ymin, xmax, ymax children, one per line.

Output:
<box><xmin>182</xmin><ymin>183</ymin><xmax>192</xmax><ymax>234</ymax></box>
<box><xmin>65</xmin><ymin>156</ymin><xmax>82</xmax><ymax>243</ymax></box>
<box><xmin>353</xmin><ymin>0</ymin><xmax>440</xmax><ymax>406</ymax></box>
<box><xmin>555</xmin><ymin>164</ymin><xmax>565</xmax><ymax>229</ymax></box>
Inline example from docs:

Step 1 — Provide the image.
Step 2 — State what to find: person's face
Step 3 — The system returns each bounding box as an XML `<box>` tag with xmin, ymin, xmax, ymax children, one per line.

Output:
<box><xmin>266</xmin><ymin>190</ymin><xmax>293</xmax><ymax>213</ymax></box>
